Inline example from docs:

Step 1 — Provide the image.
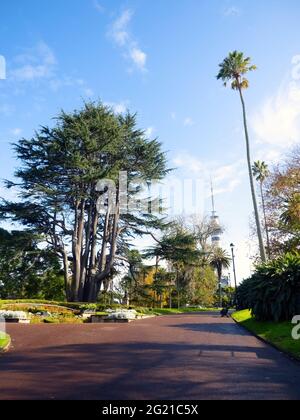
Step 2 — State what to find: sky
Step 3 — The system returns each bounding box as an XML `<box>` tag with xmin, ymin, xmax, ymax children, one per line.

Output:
<box><xmin>1</xmin><ymin>0</ymin><xmax>300</xmax><ymax>282</ymax></box>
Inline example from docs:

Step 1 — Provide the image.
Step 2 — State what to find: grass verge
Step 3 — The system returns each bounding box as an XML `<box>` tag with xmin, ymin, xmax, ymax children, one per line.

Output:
<box><xmin>144</xmin><ymin>307</ymin><xmax>218</xmax><ymax>316</ymax></box>
<box><xmin>232</xmin><ymin>310</ymin><xmax>300</xmax><ymax>360</ymax></box>
<box><xmin>0</xmin><ymin>333</ymin><xmax>10</xmax><ymax>352</ymax></box>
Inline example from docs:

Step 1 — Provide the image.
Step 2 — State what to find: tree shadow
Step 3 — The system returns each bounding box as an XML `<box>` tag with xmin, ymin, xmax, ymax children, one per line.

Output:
<box><xmin>1</xmin><ymin>340</ymin><xmax>300</xmax><ymax>400</ymax></box>
<box><xmin>168</xmin><ymin>322</ymin><xmax>249</xmax><ymax>336</ymax></box>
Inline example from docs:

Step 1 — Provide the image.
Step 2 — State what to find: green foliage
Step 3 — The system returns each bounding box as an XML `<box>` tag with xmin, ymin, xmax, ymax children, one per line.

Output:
<box><xmin>233</xmin><ymin>310</ymin><xmax>300</xmax><ymax>359</ymax></box>
<box><xmin>0</xmin><ymin>303</ymin><xmax>76</xmax><ymax>315</ymax></box>
<box><xmin>145</xmin><ymin>229</ymin><xmax>201</xmax><ymax>266</ymax></box>
<box><xmin>252</xmin><ymin>161</ymin><xmax>270</xmax><ymax>183</ymax></box>
<box><xmin>237</xmin><ymin>253</ymin><xmax>300</xmax><ymax>321</ymax></box>
<box><xmin>0</xmin><ymin>102</ymin><xmax>169</xmax><ymax>302</ymax></box>
<box><xmin>221</xmin><ymin>286</ymin><xmax>236</xmax><ymax>308</ymax></box>
<box><xmin>210</xmin><ymin>247</ymin><xmax>231</xmax><ymax>281</ymax></box>
<box><xmin>144</xmin><ymin>226</ymin><xmax>205</xmax><ymax>307</ymax></box>
<box><xmin>0</xmin><ymin>229</ymin><xmax>65</xmax><ymax>300</ymax></box>
<box><xmin>217</xmin><ymin>50</ymin><xmax>257</xmax><ymax>90</ymax></box>
<box><xmin>280</xmin><ymin>193</ymin><xmax>300</xmax><ymax>232</ymax></box>
<box><xmin>263</xmin><ymin>147</ymin><xmax>300</xmax><ymax>256</ymax></box>
<box><xmin>188</xmin><ymin>266</ymin><xmax>218</xmax><ymax>307</ymax></box>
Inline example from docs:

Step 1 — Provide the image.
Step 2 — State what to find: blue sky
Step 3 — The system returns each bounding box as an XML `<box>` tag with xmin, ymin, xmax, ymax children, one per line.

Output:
<box><xmin>1</xmin><ymin>0</ymin><xmax>300</xmax><ymax>280</ymax></box>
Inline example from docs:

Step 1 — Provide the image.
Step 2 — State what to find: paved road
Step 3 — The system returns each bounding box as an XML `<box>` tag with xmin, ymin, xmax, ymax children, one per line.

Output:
<box><xmin>1</xmin><ymin>313</ymin><xmax>300</xmax><ymax>400</ymax></box>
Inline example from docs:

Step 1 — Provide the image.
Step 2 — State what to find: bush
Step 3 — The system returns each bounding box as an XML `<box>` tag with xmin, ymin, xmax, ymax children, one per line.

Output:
<box><xmin>237</xmin><ymin>252</ymin><xmax>300</xmax><ymax>322</ymax></box>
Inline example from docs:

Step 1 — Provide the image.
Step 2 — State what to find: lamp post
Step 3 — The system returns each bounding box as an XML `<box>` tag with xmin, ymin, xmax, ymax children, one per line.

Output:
<box><xmin>230</xmin><ymin>243</ymin><xmax>238</xmax><ymax>307</ymax></box>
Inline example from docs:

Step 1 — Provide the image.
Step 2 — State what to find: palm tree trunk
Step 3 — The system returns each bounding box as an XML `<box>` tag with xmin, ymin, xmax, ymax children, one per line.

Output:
<box><xmin>238</xmin><ymin>86</ymin><xmax>267</xmax><ymax>263</ymax></box>
<box><xmin>260</xmin><ymin>181</ymin><xmax>271</xmax><ymax>259</ymax></box>
<box><xmin>219</xmin><ymin>278</ymin><xmax>222</xmax><ymax>308</ymax></box>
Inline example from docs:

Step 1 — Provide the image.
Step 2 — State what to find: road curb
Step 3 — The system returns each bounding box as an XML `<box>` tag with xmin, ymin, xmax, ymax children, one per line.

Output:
<box><xmin>231</xmin><ymin>315</ymin><xmax>300</xmax><ymax>364</ymax></box>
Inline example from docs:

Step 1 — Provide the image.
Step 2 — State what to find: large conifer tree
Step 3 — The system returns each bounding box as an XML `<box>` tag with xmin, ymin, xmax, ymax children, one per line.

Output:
<box><xmin>0</xmin><ymin>103</ymin><xmax>169</xmax><ymax>302</ymax></box>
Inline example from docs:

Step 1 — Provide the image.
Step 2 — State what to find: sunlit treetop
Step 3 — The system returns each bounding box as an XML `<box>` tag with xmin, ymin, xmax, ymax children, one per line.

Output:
<box><xmin>217</xmin><ymin>50</ymin><xmax>257</xmax><ymax>90</ymax></box>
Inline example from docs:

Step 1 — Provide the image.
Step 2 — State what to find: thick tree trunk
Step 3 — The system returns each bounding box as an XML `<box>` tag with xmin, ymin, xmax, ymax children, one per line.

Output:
<box><xmin>238</xmin><ymin>86</ymin><xmax>267</xmax><ymax>263</ymax></box>
<box><xmin>65</xmin><ymin>188</ymin><xmax>122</xmax><ymax>303</ymax></box>
<box><xmin>79</xmin><ymin>202</ymin><xmax>93</xmax><ymax>301</ymax></box>
<box><xmin>62</xmin><ymin>249</ymin><xmax>72</xmax><ymax>301</ymax></box>
<box><xmin>83</xmin><ymin>209</ymin><xmax>100</xmax><ymax>302</ymax></box>
<box><xmin>72</xmin><ymin>201</ymin><xmax>86</xmax><ymax>301</ymax></box>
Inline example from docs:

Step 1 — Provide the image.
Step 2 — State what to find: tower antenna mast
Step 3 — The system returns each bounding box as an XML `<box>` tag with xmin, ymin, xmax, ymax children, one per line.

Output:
<box><xmin>211</xmin><ymin>178</ymin><xmax>216</xmax><ymax>216</ymax></box>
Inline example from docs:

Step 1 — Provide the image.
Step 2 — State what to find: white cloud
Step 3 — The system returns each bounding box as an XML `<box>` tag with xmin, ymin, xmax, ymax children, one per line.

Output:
<box><xmin>130</xmin><ymin>48</ymin><xmax>147</xmax><ymax>71</ymax></box>
<box><xmin>173</xmin><ymin>153</ymin><xmax>245</xmax><ymax>195</ymax></box>
<box><xmin>254</xmin><ymin>147</ymin><xmax>282</xmax><ymax>165</ymax></box>
<box><xmin>110</xmin><ymin>9</ymin><xmax>133</xmax><ymax>47</ymax></box>
<box><xmin>9</xmin><ymin>42</ymin><xmax>92</xmax><ymax>98</ymax></box>
<box><xmin>211</xmin><ymin>160</ymin><xmax>245</xmax><ymax>195</ymax></box>
<box><xmin>83</xmin><ymin>88</ymin><xmax>95</xmax><ymax>97</ymax></box>
<box><xmin>145</xmin><ymin>127</ymin><xmax>155</xmax><ymax>138</ymax></box>
<box><xmin>252</xmin><ymin>78</ymin><xmax>300</xmax><ymax>148</ymax></box>
<box><xmin>224</xmin><ymin>6</ymin><xmax>241</xmax><ymax>17</ymax></box>
<box><xmin>108</xmin><ymin>10</ymin><xmax>147</xmax><ymax>72</ymax></box>
<box><xmin>105</xmin><ymin>101</ymin><xmax>129</xmax><ymax>114</ymax></box>
<box><xmin>183</xmin><ymin>117</ymin><xmax>194</xmax><ymax>127</ymax></box>
<box><xmin>49</xmin><ymin>77</ymin><xmax>74</xmax><ymax>91</ymax></box>
<box><xmin>0</xmin><ymin>186</ymin><xmax>19</xmax><ymax>202</ymax></box>
<box><xmin>10</xmin><ymin>128</ymin><xmax>22</xmax><ymax>136</ymax></box>
<box><xmin>93</xmin><ymin>0</ymin><xmax>105</xmax><ymax>13</ymax></box>
<box><xmin>48</xmin><ymin>77</ymin><xmax>93</xmax><ymax>97</ymax></box>
<box><xmin>173</xmin><ymin>154</ymin><xmax>205</xmax><ymax>173</ymax></box>
<box><xmin>11</xmin><ymin>42</ymin><xmax>57</xmax><ymax>82</ymax></box>
<box><xmin>171</xmin><ymin>112</ymin><xmax>176</xmax><ymax>120</ymax></box>
<box><xmin>214</xmin><ymin>179</ymin><xmax>241</xmax><ymax>195</ymax></box>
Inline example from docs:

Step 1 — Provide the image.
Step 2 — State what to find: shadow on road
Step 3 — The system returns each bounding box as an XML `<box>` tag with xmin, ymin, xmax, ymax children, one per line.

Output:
<box><xmin>1</xmin><ymin>340</ymin><xmax>300</xmax><ymax>400</ymax></box>
<box><xmin>168</xmin><ymin>322</ymin><xmax>248</xmax><ymax>336</ymax></box>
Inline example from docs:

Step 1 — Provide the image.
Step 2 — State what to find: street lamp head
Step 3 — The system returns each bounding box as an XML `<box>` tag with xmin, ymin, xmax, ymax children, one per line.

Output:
<box><xmin>230</xmin><ymin>243</ymin><xmax>235</xmax><ymax>249</ymax></box>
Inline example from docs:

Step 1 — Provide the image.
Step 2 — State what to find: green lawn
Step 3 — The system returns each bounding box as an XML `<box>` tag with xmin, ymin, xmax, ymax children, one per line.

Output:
<box><xmin>232</xmin><ymin>310</ymin><xmax>300</xmax><ymax>360</ymax></box>
<box><xmin>148</xmin><ymin>307</ymin><xmax>218</xmax><ymax>316</ymax></box>
<box><xmin>0</xmin><ymin>334</ymin><xmax>10</xmax><ymax>352</ymax></box>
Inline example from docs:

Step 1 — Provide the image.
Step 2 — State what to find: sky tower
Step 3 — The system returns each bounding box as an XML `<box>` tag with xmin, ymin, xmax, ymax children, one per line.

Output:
<box><xmin>210</xmin><ymin>181</ymin><xmax>222</xmax><ymax>248</ymax></box>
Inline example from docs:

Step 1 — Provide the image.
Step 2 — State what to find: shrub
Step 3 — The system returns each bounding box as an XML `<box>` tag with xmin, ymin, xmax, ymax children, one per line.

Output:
<box><xmin>237</xmin><ymin>252</ymin><xmax>300</xmax><ymax>322</ymax></box>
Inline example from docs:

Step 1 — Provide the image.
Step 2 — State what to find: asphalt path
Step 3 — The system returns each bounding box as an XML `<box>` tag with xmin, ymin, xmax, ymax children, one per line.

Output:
<box><xmin>1</xmin><ymin>313</ymin><xmax>300</xmax><ymax>400</ymax></box>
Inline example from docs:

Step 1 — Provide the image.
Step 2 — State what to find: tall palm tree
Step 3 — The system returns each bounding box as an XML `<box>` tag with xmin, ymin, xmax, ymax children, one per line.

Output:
<box><xmin>217</xmin><ymin>51</ymin><xmax>267</xmax><ymax>263</ymax></box>
<box><xmin>252</xmin><ymin>161</ymin><xmax>271</xmax><ymax>258</ymax></box>
<box><xmin>210</xmin><ymin>248</ymin><xmax>231</xmax><ymax>307</ymax></box>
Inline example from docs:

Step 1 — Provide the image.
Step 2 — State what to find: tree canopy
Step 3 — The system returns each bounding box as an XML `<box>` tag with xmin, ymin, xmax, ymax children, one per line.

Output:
<box><xmin>0</xmin><ymin>102</ymin><xmax>169</xmax><ymax>302</ymax></box>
